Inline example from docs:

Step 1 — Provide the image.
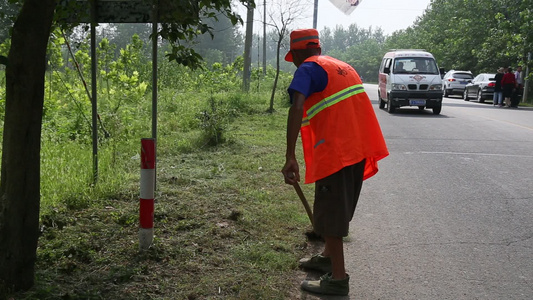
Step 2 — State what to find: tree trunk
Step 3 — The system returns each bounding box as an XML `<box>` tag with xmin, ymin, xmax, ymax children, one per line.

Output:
<box><xmin>242</xmin><ymin>5</ymin><xmax>254</xmax><ymax>92</ymax></box>
<box><xmin>268</xmin><ymin>37</ymin><xmax>282</xmax><ymax>113</ymax></box>
<box><xmin>0</xmin><ymin>0</ymin><xmax>56</xmax><ymax>291</ymax></box>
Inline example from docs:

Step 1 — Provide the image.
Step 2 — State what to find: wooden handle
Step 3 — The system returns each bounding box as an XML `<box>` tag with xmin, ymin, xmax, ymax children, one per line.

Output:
<box><xmin>293</xmin><ymin>182</ymin><xmax>314</xmax><ymax>227</ymax></box>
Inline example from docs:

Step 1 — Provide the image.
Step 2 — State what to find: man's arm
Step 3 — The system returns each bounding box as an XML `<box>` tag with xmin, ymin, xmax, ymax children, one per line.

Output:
<box><xmin>281</xmin><ymin>92</ymin><xmax>306</xmax><ymax>185</ymax></box>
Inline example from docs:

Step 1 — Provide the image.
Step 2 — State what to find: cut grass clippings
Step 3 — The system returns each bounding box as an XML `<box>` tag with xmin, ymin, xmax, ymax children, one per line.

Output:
<box><xmin>8</xmin><ymin>103</ymin><xmax>318</xmax><ymax>299</ymax></box>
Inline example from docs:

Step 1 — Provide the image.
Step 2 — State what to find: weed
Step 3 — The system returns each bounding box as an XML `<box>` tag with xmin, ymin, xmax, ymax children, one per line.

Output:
<box><xmin>2</xmin><ymin>37</ymin><xmax>309</xmax><ymax>298</ymax></box>
<box><xmin>8</xmin><ymin>100</ymin><xmax>314</xmax><ymax>299</ymax></box>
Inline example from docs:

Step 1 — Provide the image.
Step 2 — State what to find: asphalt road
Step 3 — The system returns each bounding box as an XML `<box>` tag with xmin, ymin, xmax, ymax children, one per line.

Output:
<box><xmin>302</xmin><ymin>84</ymin><xmax>533</xmax><ymax>299</ymax></box>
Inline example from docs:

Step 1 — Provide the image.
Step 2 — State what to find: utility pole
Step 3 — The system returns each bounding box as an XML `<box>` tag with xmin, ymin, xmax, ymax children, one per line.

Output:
<box><xmin>313</xmin><ymin>0</ymin><xmax>318</xmax><ymax>29</ymax></box>
<box><xmin>243</xmin><ymin>3</ymin><xmax>254</xmax><ymax>92</ymax></box>
<box><xmin>263</xmin><ymin>0</ymin><xmax>267</xmax><ymax>75</ymax></box>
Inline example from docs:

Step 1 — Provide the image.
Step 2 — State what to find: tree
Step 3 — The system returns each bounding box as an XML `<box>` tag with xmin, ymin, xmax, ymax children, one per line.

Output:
<box><xmin>342</xmin><ymin>39</ymin><xmax>384</xmax><ymax>83</ymax></box>
<box><xmin>194</xmin><ymin>11</ymin><xmax>244</xmax><ymax>65</ymax></box>
<box><xmin>0</xmin><ymin>0</ymin><xmax>21</xmax><ymax>44</ymax></box>
<box><xmin>384</xmin><ymin>0</ymin><xmax>533</xmax><ymax>76</ymax></box>
<box><xmin>320</xmin><ymin>25</ymin><xmax>386</xmax><ymax>83</ymax></box>
<box><xmin>266</xmin><ymin>0</ymin><xmax>308</xmax><ymax>113</ymax></box>
<box><xmin>0</xmin><ymin>0</ymin><xmax>56</xmax><ymax>291</ymax></box>
<box><xmin>0</xmin><ymin>0</ymin><xmax>252</xmax><ymax>292</ymax></box>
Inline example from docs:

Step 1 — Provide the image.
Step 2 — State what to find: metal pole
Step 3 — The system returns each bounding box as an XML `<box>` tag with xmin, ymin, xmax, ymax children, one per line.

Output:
<box><xmin>152</xmin><ymin>2</ymin><xmax>158</xmax><ymax>141</ymax></box>
<box><xmin>139</xmin><ymin>138</ymin><xmax>155</xmax><ymax>250</ymax></box>
<box><xmin>152</xmin><ymin>0</ymin><xmax>158</xmax><ymax>190</ymax></box>
<box><xmin>313</xmin><ymin>0</ymin><xmax>318</xmax><ymax>29</ymax></box>
<box><xmin>523</xmin><ymin>52</ymin><xmax>530</xmax><ymax>103</ymax></box>
<box><xmin>90</xmin><ymin>0</ymin><xmax>98</xmax><ymax>184</ymax></box>
<box><xmin>257</xmin><ymin>35</ymin><xmax>260</xmax><ymax>91</ymax></box>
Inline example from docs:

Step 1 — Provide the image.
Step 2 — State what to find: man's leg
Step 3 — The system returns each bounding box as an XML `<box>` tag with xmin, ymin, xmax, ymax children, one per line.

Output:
<box><xmin>511</xmin><ymin>90</ymin><xmax>517</xmax><ymax>107</ymax></box>
<box><xmin>300</xmin><ymin>160</ymin><xmax>365</xmax><ymax>295</ymax></box>
<box><xmin>301</xmin><ymin>235</ymin><xmax>350</xmax><ymax>295</ymax></box>
<box><xmin>323</xmin><ymin>236</ymin><xmax>346</xmax><ymax>279</ymax></box>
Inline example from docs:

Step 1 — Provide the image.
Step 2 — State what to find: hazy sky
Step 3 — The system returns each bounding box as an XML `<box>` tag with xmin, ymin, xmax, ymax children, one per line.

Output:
<box><xmin>241</xmin><ymin>0</ymin><xmax>432</xmax><ymax>36</ymax></box>
<box><xmin>316</xmin><ymin>0</ymin><xmax>431</xmax><ymax>34</ymax></box>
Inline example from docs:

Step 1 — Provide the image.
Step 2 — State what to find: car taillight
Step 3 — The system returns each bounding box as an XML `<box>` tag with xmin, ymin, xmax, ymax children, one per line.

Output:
<box><xmin>488</xmin><ymin>82</ymin><xmax>495</xmax><ymax>87</ymax></box>
<box><xmin>448</xmin><ymin>79</ymin><xmax>456</xmax><ymax>82</ymax></box>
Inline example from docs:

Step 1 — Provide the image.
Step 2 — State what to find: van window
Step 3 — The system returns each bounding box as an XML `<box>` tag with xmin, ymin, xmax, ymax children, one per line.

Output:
<box><xmin>379</xmin><ymin>58</ymin><xmax>392</xmax><ymax>72</ymax></box>
<box><xmin>393</xmin><ymin>57</ymin><xmax>439</xmax><ymax>75</ymax></box>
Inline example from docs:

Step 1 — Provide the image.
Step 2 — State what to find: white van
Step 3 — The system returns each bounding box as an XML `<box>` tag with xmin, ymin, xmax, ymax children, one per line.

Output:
<box><xmin>378</xmin><ymin>50</ymin><xmax>444</xmax><ymax>115</ymax></box>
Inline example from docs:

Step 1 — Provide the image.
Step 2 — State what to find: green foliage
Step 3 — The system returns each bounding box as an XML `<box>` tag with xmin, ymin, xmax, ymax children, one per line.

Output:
<box><xmin>0</xmin><ymin>39</ymin><xmax>6</xmax><ymax>119</ymax></box>
<box><xmin>48</xmin><ymin>29</ymin><xmax>65</xmax><ymax>68</ymax></box>
<box><xmin>27</xmin><ymin>33</ymin><xmax>289</xmax><ymax>212</ymax></box>
<box><xmin>0</xmin><ymin>0</ymin><xmax>20</xmax><ymax>43</ymax></box>
<box><xmin>386</xmin><ymin>0</ymin><xmax>533</xmax><ymax>75</ymax></box>
<box><xmin>40</xmin><ymin>140</ymin><xmax>136</xmax><ymax>212</ymax></box>
<box><xmin>197</xmin><ymin>95</ymin><xmax>229</xmax><ymax>147</ymax></box>
<box><xmin>2</xmin><ymin>27</ymin><xmax>313</xmax><ymax>296</ymax></box>
<box><xmin>382</xmin><ymin>0</ymin><xmax>533</xmax><ymax>101</ymax></box>
<box><xmin>0</xmin><ymin>71</ymin><xmax>4</xmax><ymax>127</ymax></box>
<box><xmin>336</xmin><ymin>39</ymin><xmax>384</xmax><ymax>83</ymax></box>
<box><xmin>320</xmin><ymin>25</ymin><xmax>386</xmax><ymax>83</ymax></box>
<box><xmin>156</xmin><ymin>0</ymin><xmax>253</xmax><ymax>69</ymax></box>
<box><xmin>194</xmin><ymin>9</ymin><xmax>244</xmax><ymax>65</ymax></box>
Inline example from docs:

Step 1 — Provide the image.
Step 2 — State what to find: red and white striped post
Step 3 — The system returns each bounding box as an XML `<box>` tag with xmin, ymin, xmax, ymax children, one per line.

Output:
<box><xmin>139</xmin><ymin>138</ymin><xmax>155</xmax><ymax>250</ymax></box>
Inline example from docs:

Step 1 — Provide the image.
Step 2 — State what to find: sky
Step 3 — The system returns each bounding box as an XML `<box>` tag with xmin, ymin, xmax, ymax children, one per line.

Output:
<box><xmin>316</xmin><ymin>0</ymin><xmax>431</xmax><ymax>34</ymax></box>
<box><xmin>242</xmin><ymin>0</ymin><xmax>432</xmax><ymax>36</ymax></box>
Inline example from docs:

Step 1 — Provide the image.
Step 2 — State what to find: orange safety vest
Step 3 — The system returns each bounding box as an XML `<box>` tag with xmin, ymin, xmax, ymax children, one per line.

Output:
<box><xmin>300</xmin><ymin>55</ymin><xmax>389</xmax><ymax>183</ymax></box>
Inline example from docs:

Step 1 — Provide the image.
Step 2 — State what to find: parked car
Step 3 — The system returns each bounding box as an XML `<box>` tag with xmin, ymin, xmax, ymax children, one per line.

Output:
<box><xmin>463</xmin><ymin>73</ymin><xmax>496</xmax><ymax>103</ymax></box>
<box><xmin>442</xmin><ymin>70</ymin><xmax>473</xmax><ymax>97</ymax></box>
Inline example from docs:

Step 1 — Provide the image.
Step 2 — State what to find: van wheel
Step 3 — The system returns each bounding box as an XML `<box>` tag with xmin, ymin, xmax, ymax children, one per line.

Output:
<box><xmin>387</xmin><ymin>96</ymin><xmax>396</xmax><ymax>114</ymax></box>
<box><xmin>379</xmin><ymin>98</ymin><xmax>385</xmax><ymax>109</ymax></box>
<box><xmin>433</xmin><ymin>105</ymin><xmax>442</xmax><ymax>115</ymax></box>
<box><xmin>378</xmin><ymin>92</ymin><xmax>385</xmax><ymax>109</ymax></box>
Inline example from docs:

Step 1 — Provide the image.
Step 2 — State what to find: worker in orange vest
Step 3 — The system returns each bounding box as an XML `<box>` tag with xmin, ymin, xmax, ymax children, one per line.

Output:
<box><xmin>281</xmin><ymin>28</ymin><xmax>389</xmax><ymax>296</ymax></box>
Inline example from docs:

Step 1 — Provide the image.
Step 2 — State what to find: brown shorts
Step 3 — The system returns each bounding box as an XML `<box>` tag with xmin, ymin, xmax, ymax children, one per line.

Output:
<box><xmin>313</xmin><ymin>159</ymin><xmax>365</xmax><ymax>237</ymax></box>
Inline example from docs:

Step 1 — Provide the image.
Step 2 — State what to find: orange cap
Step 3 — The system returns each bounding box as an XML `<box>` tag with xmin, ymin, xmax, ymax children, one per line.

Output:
<box><xmin>284</xmin><ymin>29</ymin><xmax>321</xmax><ymax>62</ymax></box>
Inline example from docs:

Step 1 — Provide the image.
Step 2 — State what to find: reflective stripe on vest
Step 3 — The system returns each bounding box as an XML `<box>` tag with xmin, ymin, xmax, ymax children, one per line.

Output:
<box><xmin>301</xmin><ymin>116</ymin><xmax>309</xmax><ymax>127</ymax></box>
<box><xmin>306</xmin><ymin>84</ymin><xmax>365</xmax><ymax>120</ymax></box>
<box><xmin>297</xmin><ymin>55</ymin><xmax>389</xmax><ymax>183</ymax></box>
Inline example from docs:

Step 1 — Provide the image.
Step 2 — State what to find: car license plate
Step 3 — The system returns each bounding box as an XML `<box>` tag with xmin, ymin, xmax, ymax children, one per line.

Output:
<box><xmin>409</xmin><ymin>100</ymin><xmax>426</xmax><ymax>106</ymax></box>
<box><xmin>460</xmin><ymin>81</ymin><xmax>467</xmax><ymax>84</ymax></box>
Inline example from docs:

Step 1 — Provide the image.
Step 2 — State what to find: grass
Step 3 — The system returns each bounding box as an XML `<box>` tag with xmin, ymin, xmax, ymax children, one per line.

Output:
<box><xmin>6</xmin><ymin>89</ymin><xmax>318</xmax><ymax>299</ymax></box>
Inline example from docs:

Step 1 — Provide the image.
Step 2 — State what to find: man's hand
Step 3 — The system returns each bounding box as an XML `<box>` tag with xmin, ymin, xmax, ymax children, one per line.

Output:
<box><xmin>282</xmin><ymin>92</ymin><xmax>305</xmax><ymax>185</ymax></box>
<box><xmin>281</xmin><ymin>157</ymin><xmax>300</xmax><ymax>185</ymax></box>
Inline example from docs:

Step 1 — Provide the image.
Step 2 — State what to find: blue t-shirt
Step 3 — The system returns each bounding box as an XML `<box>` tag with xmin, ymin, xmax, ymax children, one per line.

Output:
<box><xmin>288</xmin><ymin>61</ymin><xmax>328</xmax><ymax>103</ymax></box>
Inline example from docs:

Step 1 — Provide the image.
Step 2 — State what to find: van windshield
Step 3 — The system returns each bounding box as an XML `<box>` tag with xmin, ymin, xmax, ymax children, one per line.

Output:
<box><xmin>393</xmin><ymin>57</ymin><xmax>439</xmax><ymax>75</ymax></box>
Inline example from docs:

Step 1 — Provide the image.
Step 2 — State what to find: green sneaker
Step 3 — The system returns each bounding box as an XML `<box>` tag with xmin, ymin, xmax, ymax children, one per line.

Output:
<box><xmin>298</xmin><ymin>254</ymin><xmax>332</xmax><ymax>273</ymax></box>
<box><xmin>301</xmin><ymin>273</ymin><xmax>349</xmax><ymax>296</ymax></box>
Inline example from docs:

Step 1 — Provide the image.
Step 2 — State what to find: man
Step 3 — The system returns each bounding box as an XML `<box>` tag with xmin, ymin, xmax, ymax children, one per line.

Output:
<box><xmin>395</xmin><ymin>61</ymin><xmax>406</xmax><ymax>73</ymax></box>
<box><xmin>511</xmin><ymin>65</ymin><xmax>523</xmax><ymax>108</ymax></box>
<box><xmin>493</xmin><ymin>67</ymin><xmax>505</xmax><ymax>107</ymax></box>
<box><xmin>281</xmin><ymin>28</ymin><xmax>389</xmax><ymax>296</ymax></box>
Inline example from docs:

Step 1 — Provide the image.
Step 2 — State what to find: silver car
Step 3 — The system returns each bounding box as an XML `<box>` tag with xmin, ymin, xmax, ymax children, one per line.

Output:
<box><xmin>463</xmin><ymin>73</ymin><xmax>496</xmax><ymax>103</ymax></box>
<box><xmin>442</xmin><ymin>70</ymin><xmax>473</xmax><ymax>97</ymax></box>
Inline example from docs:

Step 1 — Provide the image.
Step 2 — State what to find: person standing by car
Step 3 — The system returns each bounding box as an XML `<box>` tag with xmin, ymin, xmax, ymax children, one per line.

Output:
<box><xmin>493</xmin><ymin>67</ymin><xmax>505</xmax><ymax>106</ymax></box>
<box><xmin>501</xmin><ymin>67</ymin><xmax>516</xmax><ymax>107</ymax></box>
<box><xmin>511</xmin><ymin>66</ymin><xmax>523</xmax><ymax>108</ymax></box>
<box><xmin>281</xmin><ymin>28</ymin><xmax>389</xmax><ymax>296</ymax></box>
